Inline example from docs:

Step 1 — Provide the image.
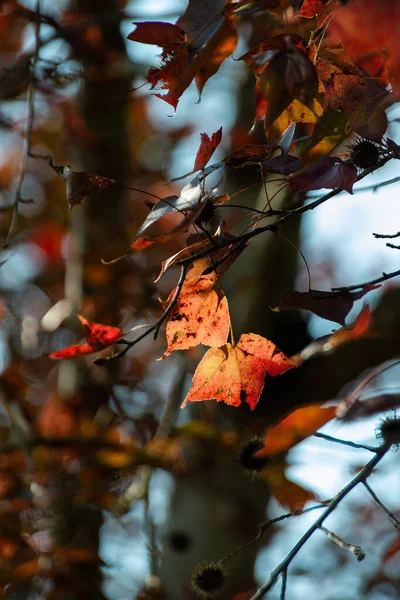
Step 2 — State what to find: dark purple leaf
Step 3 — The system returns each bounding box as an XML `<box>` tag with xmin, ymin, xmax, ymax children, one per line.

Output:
<box><xmin>277</xmin><ymin>286</ymin><xmax>380</xmax><ymax>325</ymax></box>
<box><xmin>289</xmin><ymin>157</ymin><xmax>357</xmax><ymax>193</ymax></box>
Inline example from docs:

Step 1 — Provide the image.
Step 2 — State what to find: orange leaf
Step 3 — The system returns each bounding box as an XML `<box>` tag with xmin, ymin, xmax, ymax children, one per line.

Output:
<box><xmin>182</xmin><ymin>333</ymin><xmax>298</xmax><ymax>410</ymax></box>
<box><xmin>162</xmin><ymin>258</ymin><xmax>230</xmax><ymax>358</ymax></box>
<box><xmin>48</xmin><ymin>314</ymin><xmax>123</xmax><ymax>360</ymax></box>
<box><xmin>328</xmin><ymin>304</ymin><xmax>371</xmax><ymax>347</ymax></box>
<box><xmin>193</xmin><ymin>127</ymin><xmax>222</xmax><ymax>172</ymax></box>
<box><xmin>257</xmin><ymin>405</ymin><xmax>337</xmax><ymax>456</ymax></box>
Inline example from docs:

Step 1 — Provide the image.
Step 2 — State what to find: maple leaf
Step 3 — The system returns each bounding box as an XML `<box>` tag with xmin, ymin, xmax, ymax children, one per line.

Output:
<box><xmin>47</xmin><ymin>314</ymin><xmax>123</xmax><ymax>359</ymax></box>
<box><xmin>162</xmin><ymin>258</ymin><xmax>230</xmax><ymax>358</ymax></box>
<box><xmin>193</xmin><ymin>127</ymin><xmax>222</xmax><ymax>172</ymax></box>
<box><xmin>130</xmin><ymin>1</ymin><xmax>237</xmax><ymax>109</ymax></box>
<box><xmin>182</xmin><ymin>333</ymin><xmax>298</xmax><ymax>410</ymax></box>
<box><xmin>50</xmin><ymin>160</ymin><xmax>115</xmax><ymax>210</ymax></box>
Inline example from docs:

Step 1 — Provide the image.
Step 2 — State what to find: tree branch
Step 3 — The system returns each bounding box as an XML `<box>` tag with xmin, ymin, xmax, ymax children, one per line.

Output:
<box><xmin>4</xmin><ymin>0</ymin><xmax>41</xmax><ymax>248</ymax></box>
<box><xmin>249</xmin><ymin>443</ymin><xmax>390</xmax><ymax>599</ymax></box>
<box><xmin>93</xmin><ymin>263</ymin><xmax>188</xmax><ymax>364</ymax></box>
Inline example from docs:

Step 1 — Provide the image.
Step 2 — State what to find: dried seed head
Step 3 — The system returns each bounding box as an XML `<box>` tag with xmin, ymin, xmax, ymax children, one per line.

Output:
<box><xmin>237</xmin><ymin>436</ymin><xmax>270</xmax><ymax>475</ymax></box>
<box><xmin>376</xmin><ymin>413</ymin><xmax>400</xmax><ymax>449</ymax></box>
<box><xmin>191</xmin><ymin>561</ymin><xmax>226</xmax><ymax>599</ymax></box>
<box><xmin>347</xmin><ymin>138</ymin><xmax>383</xmax><ymax>170</ymax></box>
<box><xmin>195</xmin><ymin>200</ymin><xmax>219</xmax><ymax>228</ymax></box>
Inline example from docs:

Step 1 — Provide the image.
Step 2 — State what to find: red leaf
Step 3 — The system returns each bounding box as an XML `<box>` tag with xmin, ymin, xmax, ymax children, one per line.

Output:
<box><xmin>288</xmin><ymin>157</ymin><xmax>357</xmax><ymax>194</ymax></box>
<box><xmin>298</xmin><ymin>0</ymin><xmax>328</xmax><ymax>18</ymax></box>
<box><xmin>330</xmin><ymin>0</ymin><xmax>400</xmax><ymax>97</ymax></box>
<box><xmin>182</xmin><ymin>333</ymin><xmax>298</xmax><ymax>410</ymax></box>
<box><xmin>162</xmin><ymin>258</ymin><xmax>230</xmax><ymax>358</ymax></box>
<box><xmin>48</xmin><ymin>314</ymin><xmax>123</xmax><ymax>360</ymax></box>
<box><xmin>193</xmin><ymin>127</ymin><xmax>222</xmax><ymax>172</ymax></box>
<box><xmin>136</xmin><ymin>2</ymin><xmax>237</xmax><ymax>109</ymax></box>
<box><xmin>127</xmin><ymin>22</ymin><xmax>185</xmax><ymax>52</ymax></box>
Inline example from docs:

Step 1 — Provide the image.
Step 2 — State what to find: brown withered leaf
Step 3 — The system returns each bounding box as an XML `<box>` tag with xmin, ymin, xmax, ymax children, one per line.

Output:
<box><xmin>50</xmin><ymin>160</ymin><xmax>115</xmax><ymax>210</ymax></box>
<box><xmin>276</xmin><ymin>286</ymin><xmax>379</xmax><ymax>325</ymax></box>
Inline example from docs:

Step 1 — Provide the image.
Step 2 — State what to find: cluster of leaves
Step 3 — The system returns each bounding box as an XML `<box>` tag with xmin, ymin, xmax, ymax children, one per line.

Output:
<box><xmin>43</xmin><ymin>0</ymin><xmax>400</xmax><ymax>414</ymax></box>
<box><xmin>1</xmin><ymin>0</ymin><xmax>400</xmax><ymax>597</ymax></box>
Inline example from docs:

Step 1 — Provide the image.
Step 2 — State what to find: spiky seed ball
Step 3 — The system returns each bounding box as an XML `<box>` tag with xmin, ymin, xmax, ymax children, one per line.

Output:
<box><xmin>237</xmin><ymin>436</ymin><xmax>270</xmax><ymax>475</ymax></box>
<box><xmin>195</xmin><ymin>200</ymin><xmax>219</xmax><ymax>228</ymax></box>
<box><xmin>191</xmin><ymin>561</ymin><xmax>226</xmax><ymax>599</ymax></box>
<box><xmin>375</xmin><ymin>414</ymin><xmax>400</xmax><ymax>449</ymax></box>
<box><xmin>347</xmin><ymin>138</ymin><xmax>382</xmax><ymax>170</ymax></box>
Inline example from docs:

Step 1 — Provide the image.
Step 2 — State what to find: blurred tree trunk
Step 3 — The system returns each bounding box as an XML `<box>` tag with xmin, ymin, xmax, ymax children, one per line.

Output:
<box><xmin>52</xmin><ymin>2</ymin><xmax>133</xmax><ymax>598</ymax></box>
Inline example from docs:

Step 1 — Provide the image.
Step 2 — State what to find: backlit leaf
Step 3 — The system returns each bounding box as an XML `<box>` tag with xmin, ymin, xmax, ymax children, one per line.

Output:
<box><xmin>162</xmin><ymin>258</ymin><xmax>230</xmax><ymax>358</ymax></box>
<box><xmin>48</xmin><ymin>314</ymin><xmax>123</xmax><ymax>360</ymax></box>
<box><xmin>182</xmin><ymin>333</ymin><xmax>298</xmax><ymax>410</ymax></box>
<box><xmin>193</xmin><ymin>127</ymin><xmax>222</xmax><ymax>172</ymax></box>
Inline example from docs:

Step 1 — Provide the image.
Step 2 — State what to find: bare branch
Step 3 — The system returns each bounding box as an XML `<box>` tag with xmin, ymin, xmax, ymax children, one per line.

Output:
<box><xmin>313</xmin><ymin>431</ymin><xmax>378</xmax><ymax>452</ymax></box>
<box><xmin>331</xmin><ymin>268</ymin><xmax>400</xmax><ymax>293</ymax></box>
<box><xmin>93</xmin><ymin>263</ymin><xmax>188</xmax><ymax>365</ymax></box>
<box><xmin>4</xmin><ymin>0</ymin><xmax>41</xmax><ymax>248</ymax></box>
<box><xmin>249</xmin><ymin>443</ymin><xmax>390</xmax><ymax>599</ymax></box>
<box><xmin>363</xmin><ymin>481</ymin><xmax>400</xmax><ymax>531</ymax></box>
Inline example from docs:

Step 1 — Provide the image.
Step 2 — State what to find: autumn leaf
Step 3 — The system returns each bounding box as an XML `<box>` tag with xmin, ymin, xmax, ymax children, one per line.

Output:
<box><xmin>256</xmin><ymin>404</ymin><xmax>337</xmax><ymax>456</ymax></box>
<box><xmin>329</xmin><ymin>0</ymin><xmax>400</xmax><ymax>97</ymax></box>
<box><xmin>241</xmin><ymin>35</ymin><xmax>319</xmax><ymax>132</ymax></box>
<box><xmin>47</xmin><ymin>314</ymin><xmax>123</xmax><ymax>360</ymax></box>
<box><xmin>276</xmin><ymin>286</ymin><xmax>379</xmax><ymax>325</ymax></box>
<box><xmin>131</xmin><ymin>1</ymin><xmax>237</xmax><ymax>109</ymax></box>
<box><xmin>127</xmin><ymin>21</ymin><xmax>185</xmax><ymax>52</ymax></box>
<box><xmin>288</xmin><ymin>157</ymin><xmax>357</xmax><ymax>194</ymax></box>
<box><xmin>182</xmin><ymin>333</ymin><xmax>298</xmax><ymax>410</ymax></box>
<box><xmin>50</xmin><ymin>160</ymin><xmax>115</xmax><ymax>210</ymax></box>
<box><xmin>162</xmin><ymin>258</ymin><xmax>230</xmax><ymax>358</ymax></box>
<box><xmin>193</xmin><ymin>127</ymin><xmax>222</xmax><ymax>172</ymax></box>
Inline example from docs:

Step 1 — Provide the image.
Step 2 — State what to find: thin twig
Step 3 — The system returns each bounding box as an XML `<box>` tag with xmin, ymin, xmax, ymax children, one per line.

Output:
<box><xmin>93</xmin><ymin>263</ymin><xmax>188</xmax><ymax>364</ymax></box>
<box><xmin>313</xmin><ymin>431</ymin><xmax>378</xmax><ymax>452</ymax></box>
<box><xmin>176</xmin><ymin>156</ymin><xmax>395</xmax><ymax>267</ymax></box>
<box><xmin>280</xmin><ymin>571</ymin><xmax>287</xmax><ymax>600</ymax></box>
<box><xmin>354</xmin><ymin>175</ymin><xmax>400</xmax><ymax>193</ymax></box>
<box><xmin>319</xmin><ymin>525</ymin><xmax>365</xmax><ymax>561</ymax></box>
<box><xmin>249</xmin><ymin>443</ymin><xmax>390</xmax><ymax>599</ymax></box>
<box><xmin>373</xmin><ymin>231</ymin><xmax>400</xmax><ymax>239</ymax></box>
<box><xmin>220</xmin><ymin>501</ymin><xmax>331</xmax><ymax>565</ymax></box>
<box><xmin>331</xmin><ymin>268</ymin><xmax>400</xmax><ymax>292</ymax></box>
<box><xmin>386</xmin><ymin>243</ymin><xmax>400</xmax><ymax>250</ymax></box>
<box><xmin>363</xmin><ymin>480</ymin><xmax>400</xmax><ymax>531</ymax></box>
<box><xmin>4</xmin><ymin>0</ymin><xmax>41</xmax><ymax>247</ymax></box>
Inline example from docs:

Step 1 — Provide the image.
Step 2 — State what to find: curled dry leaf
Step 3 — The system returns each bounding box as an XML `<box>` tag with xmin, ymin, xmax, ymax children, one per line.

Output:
<box><xmin>193</xmin><ymin>127</ymin><xmax>223</xmax><ymax>172</ymax></box>
<box><xmin>50</xmin><ymin>160</ymin><xmax>115</xmax><ymax>210</ymax></box>
<box><xmin>182</xmin><ymin>333</ymin><xmax>298</xmax><ymax>410</ymax></box>
<box><xmin>47</xmin><ymin>314</ymin><xmax>123</xmax><ymax>360</ymax></box>
<box><xmin>276</xmin><ymin>286</ymin><xmax>378</xmax><ymax>325</ymax></box>
<box><xmin>162</xmin><ymin>258</ymin><xmax>230</xmax><ymax>358</ymax></box>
